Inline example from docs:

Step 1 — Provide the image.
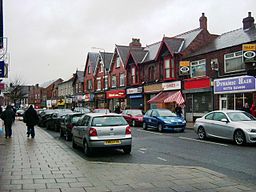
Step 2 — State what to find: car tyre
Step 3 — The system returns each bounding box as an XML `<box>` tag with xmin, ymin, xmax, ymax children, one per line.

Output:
<box><xmin>83</xmin><ymin>140</ymin><xmax>92</xmax><ymax>156</ymax></box>
<box><xmin>143</xmin><ymin>122</ymin><xmax>147</xmax><ymax>130</ymax></box>
<box><xmin>123</xmin><ymin>145</ymin><xmax>132</xmax><ymax>154</ymax></box>
<box><xmin>158</xmin><ymin>124</ymin><xmax>163</xmax><ymax>132</ymax></box>
<box><xmin>198</xmin><ymin>127</ymin><xmax>206</xmax><ymax>140</ymax></box>
<box><xmin>132</xmin><ymin>120</ymin><xmax>136</xmax><ymax>127</ymax></box>
<box><xmin>234</xmin><ymin>130</ymin><xmax>246</xmax><ymax>145</ymax></box>
<box><xmin>72</xmin><ymin>137</ymin><xmax>78</xmax><ymax>149</ymax></box>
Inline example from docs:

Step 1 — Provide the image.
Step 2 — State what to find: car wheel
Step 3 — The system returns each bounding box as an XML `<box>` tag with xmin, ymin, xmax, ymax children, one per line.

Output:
<box><xmin>132</xmin><ymin>120</ymin><xmax>136</xmax><ymax>127</ymax></box>
<box><xmin>123</xmin><ymin>145</ymin><xmax>132</xmax><ymax>154</ymax></box>
<box><xmin>234</xmin><ymin>130</ymin><xmax>246</xmax><ymax>145</ymax></box>
<box><xmin>158</xmin><ymin>124</ymin><xmax>163</xmax><ymax>132</ymax></box>
<box><xmin>72</xmin><ymin>137</ymin><xmax>78</xmax><ymax>149</ymax></box>
<box><xmin>198</xmin><ymin>127</ymin><xmax>206</xmax><ymax>140</ymax></box>
<box><xmin>143</xmin><ymin>122</ymin><xmax>147</xmax><ymax>130</ymax></box>
<box><xmin>60</xmin><ymin>128</ymin><xmax>64</xmax><ymax>137</ymax></box>
<box><xmin>83</xmin><ymin>140</ymin><xmax>92</xmax><ymax>156</ymax></box>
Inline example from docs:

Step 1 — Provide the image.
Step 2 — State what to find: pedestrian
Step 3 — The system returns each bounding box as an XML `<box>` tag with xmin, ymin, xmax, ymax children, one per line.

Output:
<box><xmin>250</xmin><ymin>103</ymin><xmax>256</xmax><ymax>117</ymax></box>
<box><xmin>114</xmin><ymin>105</ymin><xmax>121</xmax><ymax>114</ymax></box>
<box><xmin>23</xmin><ymin>105</ymin><xmax>39</xmax><ymax>138</ymax></box>
<box><xmin>175</xmin><ymin>104</ymin><xmax>182</xmax><ymax>117</ymax></box>
<box><xmin>0</xmin><ymin>105</ymin><xmax>15</xmax><ymax>138</ymax></box>
<box><xmin>242</xmin><ymin>102</ymin><xmax>250</xmax><ymax>114</ymax></box>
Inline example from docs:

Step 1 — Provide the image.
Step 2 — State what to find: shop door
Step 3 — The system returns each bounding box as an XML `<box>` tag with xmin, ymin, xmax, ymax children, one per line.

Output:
<box><xmin>220</xmin><ymin>97</ymin><xmax>227</xmax><ymax>110</ymax></box>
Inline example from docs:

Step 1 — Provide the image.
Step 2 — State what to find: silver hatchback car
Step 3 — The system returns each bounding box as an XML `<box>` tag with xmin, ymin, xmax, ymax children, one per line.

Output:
<box><xmin>194</xmin><ymin>110</ymin><xmax>256</xmax><ymax>145</ymax></box>
<box><xmin>72</xmin><ymin>113</ymin><xmax>132</xmax><ymax>155</ymax></box>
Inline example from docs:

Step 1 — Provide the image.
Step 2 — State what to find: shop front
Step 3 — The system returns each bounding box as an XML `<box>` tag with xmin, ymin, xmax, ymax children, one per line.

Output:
<box><xmin>84</xmin><ymin>93</ymin><xmax>94</xmax><ymax>109</ymax></box>
<box><xmin>144</xmin><ymin>83</ymin><xmax>163</xmax><ymax>111</ymax></box>
<box><xmin>183</xmin><ymin>77</ymin><xmax>212</xmax><ymax>122</ymax></box>
<box><xmin>126</xmin><ymin>87</ymin><xmax>143</xmax><ymax>109</ymax></box>
<box><xmin>106</xmin><ymin>89</ymin><xmax>126</xmax><ymax>111</ymax></box>
<box><xmin>94</xmin><ymin>93</ymin><xmax>105</xmax><ymax>109</ymax></box>
<box><xmin>214</xmin><ymin>75</ymin><xmax>256</xmax><ymax>110</ymax></box>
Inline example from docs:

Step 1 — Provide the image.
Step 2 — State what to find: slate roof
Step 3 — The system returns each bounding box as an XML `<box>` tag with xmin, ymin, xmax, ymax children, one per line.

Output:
<box><xmin>99</xmin><ymin>52</ymin><xmax>113</xmax><ymax>71</ymax></box>
<box><xmin>129</xmin><ymin>49</ymin><xmax>148</xmax><ymax>64</ymax></box>
<box><xmin>75</xmin><ymin>71</ymin><xmax>84</xmax><ymax>83</ymax></box>
<box><xmin>87</xmin><ymin>52</ymin><xmax>100</xmax><ymax>74</ymax></box>
<box><xmin>142</xmin><ymin>41</ymin><xmax>161</xmax><ymax>62</ymax></box>
<box><xmin>162</xmin><ymin>37</ymin><xmax>184</xmax><ymax>54</ymax></box>
<box><xmin>188</xmin><ymin>24</ymin><xmax>256</xmax><ymax>57</ymax></box>
<box><xmin>40</xmin><ymin>80</ymin><xmax>55</xmax><ymax>88</ymax></box>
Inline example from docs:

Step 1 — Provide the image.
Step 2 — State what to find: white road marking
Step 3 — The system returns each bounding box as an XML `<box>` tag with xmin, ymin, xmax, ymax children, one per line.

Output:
<box><xmin>137</xmin><ymin>129</ymin><xmax>163</xmax><ymax>136</ymax></box>
<box><xmin>179</xmin><ymin>137</ymin><xmax>228</xmax><ymax>146</ymax></box>
<box><xmin>138</xmin><ymin>150</ymin><xmax>145</xmax><ymax>154</ymax></box>
<box><xmin>157</xmin><ymin>157</ymin><xmax>167</xmax><ymax>162</ymax></box>
<box><xmin>139</xmin><ymin>148</ymin><xmax>147</xmax><ymax>151</ymax></box>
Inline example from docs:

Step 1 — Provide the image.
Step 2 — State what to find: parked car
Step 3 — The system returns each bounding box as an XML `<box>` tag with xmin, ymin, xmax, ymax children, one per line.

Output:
<box><xmin>122</xmin><ymin>109</ymin><xmax>144</xmax><ymax>127</ymax></box>
<box><xmin>38</xmin><ymin>109</ymin><xmax>55</xmax><ymax>127</ymax></box>
<box><xmin>194</xmin><ymin>110</ymin><xmax>256</xmax><ymax>145</ymax></box>
<box><xmin>60</xmin><ymin>112</ymin><xmax>84</xmax><ymax>141</ymax></box>
<box><xmin>16</xmin><ymin>109</ymin><xmax>25</xmax><ymax>117</ymax></box>
<box><xmin>93</xmin><ymin>108</ymin><xmax>110</xmax><ymax>113</ymax></box>
<box><xmin>73</xmin><ymin>107</ymin><xmax>91</xmax><ymax>113</ymax></box>
<box><xmin>72</xmin><ymin>113</ymin><xmax>132</xmax><ymax>155</ymax></box>
<box><xmin>143</xmin><ymin>109</ymin><xmax>186</xmax><ymax>132</ymax></box>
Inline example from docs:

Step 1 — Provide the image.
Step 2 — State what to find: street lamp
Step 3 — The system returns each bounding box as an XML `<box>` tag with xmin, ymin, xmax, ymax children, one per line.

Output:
<box><xmin>91</xmin><ymin>47</ymin><xmax>107</xmax><ymax>109</ymax></box>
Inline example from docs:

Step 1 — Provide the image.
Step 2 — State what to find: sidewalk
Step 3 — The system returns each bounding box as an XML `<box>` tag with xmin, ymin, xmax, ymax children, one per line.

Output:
<box><xmin>0</xmin><ymin>121</ymin><xmax>255</xmax><ymax>192</ymax></box>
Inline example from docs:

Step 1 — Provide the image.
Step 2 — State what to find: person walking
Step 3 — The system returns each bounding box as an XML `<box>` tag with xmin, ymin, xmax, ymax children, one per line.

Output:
<box><xmin>0</xmin><ymin>105</ymin><xmax>15</xmax><ymax>138</ymax></box>
<box><xmin>23</xmin><ymin>105</ymin><xmax>39</xmax><ymax>138</ymax></box>
<box><xmin>175</xmin><ymin>104</ymin><xmax>183</xmax><ymax>117</ymax></box>
<box><xmin>242</xmin><ymin>102</ymin><xmax>250</xmax><ymax>114</ymax></box>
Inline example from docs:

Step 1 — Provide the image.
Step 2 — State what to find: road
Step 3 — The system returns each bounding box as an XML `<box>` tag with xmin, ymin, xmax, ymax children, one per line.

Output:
<box><xmin>45</xmin><ymin>126</ymin><xmax>256</xmax><ymax>186</ymax></box>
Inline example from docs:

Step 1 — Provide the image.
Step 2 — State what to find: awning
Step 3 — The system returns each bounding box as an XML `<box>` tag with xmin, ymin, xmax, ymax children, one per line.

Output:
<box><xmin>147</xmin><ymin>91</ymin><xmax>185</xmax><ymax>105</ymax></box>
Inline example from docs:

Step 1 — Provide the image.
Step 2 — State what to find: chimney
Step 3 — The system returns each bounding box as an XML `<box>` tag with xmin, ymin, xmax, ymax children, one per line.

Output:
<box><xmin>199</xmin><ymin>13</ymin><xmax>207</xmax><ymax>30</ymax></box>
<box><xmin>243</xmin><ymin>12</ymin><xmax>255</xmax><ymax>30</ymax></box>
<box><xmin>129</xmin><ymin>38</ymin><xmax>141</xmax><ymax>47</ymax></box>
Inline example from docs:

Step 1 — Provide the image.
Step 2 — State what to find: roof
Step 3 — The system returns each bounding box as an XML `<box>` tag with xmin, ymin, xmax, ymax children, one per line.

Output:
<box><xmin>129</xmin><ymin>49</ymin><xmax>148</xmax><ymax>64</ymax></box>
<box><xmin>99</xmin><ymin>52</ymin><xmax>113</xmax><ymax>71</ymax></box>
<box><xmin>163</xmin><ymin>37</ymin><xmax>184</xmax><ymax>54</ymax></box>
<box><xmin>85</xmin><ymin>52</ymin><xmax>100</xmax><ymax>74</ymax></box>
<box><xmin>76</xmin><ymin>71</ymin><xmax>84</xmax><ymax>83</ymax></box>
<box><xmin>189</xmin><ymin>25</ymin><xmax>256</xmax><ymax>57</ymax></box>
<box><xmin>142</xmin><ymin>41</ymin><xmax>161</xmax><ymax>62</ymax></box>
<box><xmin>40</xmin><ymin>80</ymin><xmax>55</xmax><ymax>88</ymax></box>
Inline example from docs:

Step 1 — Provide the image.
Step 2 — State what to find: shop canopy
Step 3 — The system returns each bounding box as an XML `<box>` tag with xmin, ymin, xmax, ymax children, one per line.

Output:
<box><xmin>147</xmin><ymin>91</ymin><xmax>185</xmax><ymax>105</ymax></box>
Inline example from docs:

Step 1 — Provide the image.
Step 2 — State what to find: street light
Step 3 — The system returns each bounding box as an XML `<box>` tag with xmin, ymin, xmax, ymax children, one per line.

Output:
<box><xmin>91</xmin><ymin>47</ymin><xmax>107</xmax><ymax>109</ymax></box>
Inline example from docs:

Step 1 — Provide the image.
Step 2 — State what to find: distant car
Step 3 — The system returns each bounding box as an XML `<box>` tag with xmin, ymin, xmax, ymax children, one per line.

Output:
<box><xmin>194</xmin><ymin>110</ymin><xmax>256</xmax><ymax>145</ymax></box>
<box><xmin>93</xmin><ymin>108</ymin><xmax>110</xmax><ymax>113</ymax></box>
<box><xmin>72</xmin><ymin>113</ymin><xmax>132</xmax><ymax>155</ymax></box>
<box><xmin>73</xmin><ymin>107</ymin><xmax>90</xmax><ymax>113</ymax></box>
<box><xmin>143</xmin><ymin>109</ymin><xmax>186</xmax><ymax>132</ymax></box>
<box><xmin>16</xmin><ymin>109</ymin><xmax>25</xmax><ymax>117</ymax></box>
<box><xmin>122</xmin><ymin>109</ymin><xmax>144</xmax><ymax>127</ymax></box>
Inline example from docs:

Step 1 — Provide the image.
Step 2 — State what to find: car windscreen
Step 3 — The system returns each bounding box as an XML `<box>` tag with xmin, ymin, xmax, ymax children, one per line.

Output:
<box><xmin>95</xmin><ymin>109</ymin><xmax>110</xmax><ymax>113</ymax></box>
<box><xmin>158</xmin><ymin>110</ymin><xmax>177</xmax><ymax>117</ymax></box>
<box><xmin>71</xmin><ymin>115</ymin><xmax>83</xmax><ymax>123</ymax></box>
<box><xmin>91</xmin><ymin>116</ymin><xmax>128</xmax><ymax>127</ymax></box>
<box><xmin>126</xmin><ymin>110</ymin><xmax>142</xmax><ymax>116</ymax></box>
<box><xmin>227</xmin><ymin>112</ymin><xmax>256</xmax><ymax>121</ymax></box>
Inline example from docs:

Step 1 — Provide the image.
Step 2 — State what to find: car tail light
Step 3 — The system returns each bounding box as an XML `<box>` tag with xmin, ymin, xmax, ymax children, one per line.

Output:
<box><xmin>67</xmin><ymin>124</ymin><xmax>73</xmax><ymax>130</ymax></box>
<box><xmin>125</xmin><ymin>126</ymin><xmax>131</xmax><ymax>135</ymax></box>
<box><xmin>89</xmin><ymin>127</ymin><xmax>98</xmax><ymax>136</ymax></box>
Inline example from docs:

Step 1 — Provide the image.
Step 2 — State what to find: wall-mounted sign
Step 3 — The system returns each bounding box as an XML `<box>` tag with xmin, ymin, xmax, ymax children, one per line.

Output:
<box><xmin>243</xmin><ymin>44</ymin><xmax>256</xmax><ymax>63</ymax></box>
<box><xmin>46</xmin><ymin>100</ymin><xmax>52</xmax><ymax>108</ymax></box>
<box><xmin>126</xmin><ymin>87</ymin><xmax>143</xmax><ymax>95</ymax></box>
<box><xmin>57</xmin><ymin>99</ymin><xmax>65</xmax><ymax>106</ymax></box>
<box><xmin>106</xmin><ymin>90</ymin><xmax>126</xmax><ymax>99</ymax></box>
<box><xmin>162</xmin><ymin>81</ymin><xmax>181</xmax><ymax>91</ymax></box>
<box><xmin>214</xmin><ymin>75</ymin><xmax>256</xmax><ymax>94</ymax></box>
<box><xmin>179</xmin><ymin>61</ymin><xmax>190</xmax><ymax>76</ymax></box>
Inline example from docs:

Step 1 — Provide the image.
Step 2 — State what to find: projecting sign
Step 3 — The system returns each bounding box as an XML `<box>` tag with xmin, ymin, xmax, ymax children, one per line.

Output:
<box><xmin>179</xmin><ymin>61</ymin><xmax>190</xmax><ymax>76</ymax></box>
<box><xmin>0</xmin><ymin>61</ymin><xmax>8</xmax><ymax>78</ymax></box>
<box><xmin>243</xmin><ymin>44</ymin><xmax>256</xmax><ymax>63</ymax></box>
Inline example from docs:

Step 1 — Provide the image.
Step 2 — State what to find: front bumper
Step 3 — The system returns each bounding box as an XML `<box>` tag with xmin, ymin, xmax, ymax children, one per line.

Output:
<box><xmin>245</xmin><ymin>132</ymin><xmax>256</xmax><ymax>143</ymax></box>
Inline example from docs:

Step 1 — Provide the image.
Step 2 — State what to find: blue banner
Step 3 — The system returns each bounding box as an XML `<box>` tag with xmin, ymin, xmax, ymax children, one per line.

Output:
<box><xmin>0</xmin><ymin>61</ymin><xmax>5</xmax><ymax>78</ymax></box>
<box><xmin>129</xmin><ymin>94</ymin><xmax>143</xmax><ymax>99</ymax></box>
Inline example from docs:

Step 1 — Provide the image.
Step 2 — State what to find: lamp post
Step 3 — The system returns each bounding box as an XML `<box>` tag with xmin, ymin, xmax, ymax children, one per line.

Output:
<box><xmin>92</xmin><ymin>47</ymin><xmax>107</xmax><ymax>109</ymax></box>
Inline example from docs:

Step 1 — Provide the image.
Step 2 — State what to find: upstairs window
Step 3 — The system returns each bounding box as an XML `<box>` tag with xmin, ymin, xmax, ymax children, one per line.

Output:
<box><xmin>88</xmin><ymin>65</ymin><xmax>91</xmax><ymax>74</ymax></box>
<box><xmin>191</xmin><ymin>59</ymin><xmax>206</xmax><ymax>78</ymax></box>
<box><xmin>224</xmin><ymin>51</ymin><xmax>244</xmax><ymax>73</ymax></box>
<box><xmin>116</xmin><ymin>56</ymin><xmax>121</xmax><ymax>68</ymax></box>
<box><xmin>120</xmin><ymin>73</ymin><xmax>125</xmax><ymax>86</ymax></box>
<box><xmin>104</xmin><ymin>76</ymin><xmax>108</xmax><ymax>89</ymax></box>
<box><xmin>164</xmin><ymin>58</ymin><xmax>170</xmax><ymax>78</ymax></box>
<box><xmin>100</xmin><ymin>62</ymin><xmax>104</xmax><ymax>73</ymax></box>
<box><xmin>87</xmin><ymin>79</ymin><xmax>92</xmax><ymax>90</ymax></box>
<box><xmin>112</xmin><ymin>75</ymin><xmax>117</xmax><ymax>88</ymax></box>
<box><xmin>131</xmin><ymin>67</ymin><xmax>136</xmax><ymax>84</ymax></box>
<box><xmin>97</xmin><ymin>79</ymin><xmax>101</xmax><ymax>91</ymax></box>
<box><xmin>148</xmin><ymin>66</ymin><xmax>155</xmax><ymax>81</ymax></box>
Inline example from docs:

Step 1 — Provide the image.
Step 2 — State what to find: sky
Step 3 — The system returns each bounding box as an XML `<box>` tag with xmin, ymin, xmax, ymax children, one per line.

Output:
<box><xmin>3</xmin><ymin>0</ymin><xmax>256</xmax><ymax>85</ymax></box>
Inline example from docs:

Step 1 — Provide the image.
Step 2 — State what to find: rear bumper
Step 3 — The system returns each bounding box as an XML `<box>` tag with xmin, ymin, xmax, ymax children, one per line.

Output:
<box><xmin>88</xmin><ymin>138</ymin><xmax>132</xmax><ymax>148</ymax></box>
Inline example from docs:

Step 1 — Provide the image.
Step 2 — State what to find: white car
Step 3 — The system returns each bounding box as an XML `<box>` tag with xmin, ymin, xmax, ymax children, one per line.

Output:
<box><xmin>194</xmin><ymin>110</ymin><xmax>256</xmax><ymax>145</ymax></box>
<box><xmin>72</xmin><ymin>113</ymin><xmax>132</xmax><ymax>155</ymax></box>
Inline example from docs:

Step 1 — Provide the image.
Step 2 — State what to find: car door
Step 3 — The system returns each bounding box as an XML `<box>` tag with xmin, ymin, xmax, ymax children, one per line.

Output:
<box><xmin>150</xmin><ymin>110</ymin><xmax>159</xmax><ymax>128</ymax></box>
<box><xmin>77</xmin><ymin>115</ymin><xmax>90</xmax><ymax>146</ymax></box>
<box><xmin>211</xmin><ymin>112</ymin><xmax>231</xmax><ymax>139</ymax></box>
<box><xmin>144</xmin><ymin>110</ymin><xmax>152</xmax><ymax>126</ymax></box>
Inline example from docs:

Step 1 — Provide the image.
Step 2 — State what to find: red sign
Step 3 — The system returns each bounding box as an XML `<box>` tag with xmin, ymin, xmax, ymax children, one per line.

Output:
<box><xmin>0</xmin><ymin>83</ymin><xmax>5</xmax><ymax>90</ymax></box>
<box><xmin>106</xmin><ymin>90</ymin><xmax>126</xmax><ymax>99</ymax></box>
<box><xmin>184</xmin><ymin>77</ymin><xmax>211</xmax><ymax>90</ymax></box>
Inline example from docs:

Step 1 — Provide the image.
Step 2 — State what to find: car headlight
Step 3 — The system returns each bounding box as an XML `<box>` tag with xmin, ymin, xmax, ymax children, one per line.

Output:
<box><xmin>245</xmin><ymin>128</ymin><xmax>256</xmax><ymax>133</ymax></box>
<box><xmin>164</xmin><ymin>120</ymin><xmax>169</xmax><ymax>124</ymax></box>
<box><xmin>183</xmin><ymin>120</ymin><xmax>186</xmax><ymax>124</ymax></box>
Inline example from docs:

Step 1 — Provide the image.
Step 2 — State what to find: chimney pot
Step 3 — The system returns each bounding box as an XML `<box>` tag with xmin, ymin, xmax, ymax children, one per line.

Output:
<box><xmin>129</xmin><ymin>38</ymin><xmax>141</xmax><ymax>47</ymax></box>
<box><xmin>199</xmin><ymin>13</ymin><xmax>207</xmax><ymax>30</ymax></box>
<box><xmin>243</xmin><ymin>12</ymin><xmax>255</xmax><ymax>30</ymax></box>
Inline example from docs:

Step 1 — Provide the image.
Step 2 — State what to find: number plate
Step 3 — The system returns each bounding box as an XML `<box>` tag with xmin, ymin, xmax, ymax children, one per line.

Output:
<box><xmin>104</xmin><ymin>140</ymin><xmax>121</xmax><ymax>145</ymax></box>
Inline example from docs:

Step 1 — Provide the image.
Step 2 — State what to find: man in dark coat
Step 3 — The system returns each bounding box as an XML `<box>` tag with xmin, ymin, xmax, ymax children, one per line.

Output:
<box><xmin>1</xmin><ymin>105</ymin><xmax>15</xmax><ymax>138</ymax></box>
<box><xmin>23</xmin><ymin>105</ymin><xmax>39</xmax><ymax>138</ymax></box>
<box><xmin>175</xmin><ymin>104</ymin><xmax>183</xmax><ymax>117</ymax></box>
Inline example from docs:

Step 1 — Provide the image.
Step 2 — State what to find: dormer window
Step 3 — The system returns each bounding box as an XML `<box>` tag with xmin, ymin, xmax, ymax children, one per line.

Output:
<box><xmin>88</xmin><ymin>65</ymin><xmax>91</xmax><ymax>74</ymax></box>
<box><xmin>116</xmin><ymin>56</ymin><xmax>121</xmax><ymax>68</ymax></box>
<box><xmin>131</xmin><ymin>67</ymin><xmax>136</xmax><ymax>84</ymax></box>
<box><xmin>164</xmin><ymin>57</ymin><xmax>175</xmax><ymax>79</ymax></box>
<box><xmin>100</xmin><ymin>62</ymin><xmax>104</xmax><ymax>73</ymax></box>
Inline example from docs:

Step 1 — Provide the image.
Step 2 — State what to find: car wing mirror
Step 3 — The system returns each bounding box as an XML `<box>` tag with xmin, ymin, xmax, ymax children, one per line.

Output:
<box><xmin>221</xmin><ymin>118</ymin><xmax>229</xmax><ymax>123</ymax></box>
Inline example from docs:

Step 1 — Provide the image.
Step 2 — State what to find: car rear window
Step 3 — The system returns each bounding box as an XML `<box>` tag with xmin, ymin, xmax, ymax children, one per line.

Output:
<box><xmin>92</xmin><ymin>116</ymin><xmax>128</xmax><ymax>127</ymax></box>
<box><xmin>71</xmin><ymin>115</ymin><xmax>83</xmax><ymax>123</ymax></box>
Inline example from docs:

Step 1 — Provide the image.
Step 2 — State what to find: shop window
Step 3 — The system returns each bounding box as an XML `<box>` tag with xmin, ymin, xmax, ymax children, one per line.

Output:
<box><xmin>111</xmin><ymin>75</ymin><xmax>117</xmax><ymax>88</ymax></box>
<box><xmin>224</xmin><ymin>51</ymin><xmax>244</xmax><ymax>73</ymax></box>
<box><xmin>193</xmin><ymin>92</ymin><xmax>212</xmax><ymax>113</ymax></box>
<box><xmin>191</xmin><ymin>59</ymin><xmax>206</xmax><ymax>78</ymax></box>
<box><xmin>120</xmin><ymin>73</ymin><xmax>125</xmax><ymax>86</ymax></box>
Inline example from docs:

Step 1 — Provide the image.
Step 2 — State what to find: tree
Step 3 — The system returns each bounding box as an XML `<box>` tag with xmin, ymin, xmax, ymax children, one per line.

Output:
<box><xmin>7</xmin><ymin>78</ymin><xmax>27</xmax><ymax>107</ymax></box>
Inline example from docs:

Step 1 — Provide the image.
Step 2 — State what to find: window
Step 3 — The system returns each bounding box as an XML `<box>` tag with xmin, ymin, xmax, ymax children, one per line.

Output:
<box><xmin>111</xmin><ymin>75</ymin><xmax>116</xmax><ymax>88</ymax></box>
<box><xmin>116</xmin><ymin>56</ymin><xmax>121</xmax><ymax>68</ymax></box>
<box><xmin>100</xmin><ymin>62</ymin><xmax>104</xmax><ymax>73</ymax></box>
<box><xmin>164</xmin><ymin>59</ymin><xmax>170</xmax><ymax>78</ymax></box>
<box><xmin>148</xmin><ymin>66</ymin><xmax>155</xmax><ymax>81</ymax></box>
<box><xmin>205</xmin><ymin>113</ymin><xmax>214</xmax><ymax>120</ymax></box>
<box><xmin>213</xmin><ymin>112</ymin><xmax>227</xmax><ymax>121</ymax></box>
<box><xmin>224</xmin><ymin>51</ymin><xmax>244</xmax><ymax>73</ymax></box>
<box><xmin>97</xmin><ymin>79</ymin><xmax>101</xmax><ymax>91</ymax></box>
<box><xmin>87</xmin><ymin>79</ymin><xmax>92</xmax><ymax>90</ymax></box>
<box><xmin>131</xmin><ymin>67</ymin><xmax>136</xmax><ymax>84</ymax></box>
<box><xmin>88</xmin><ymin>65</ymin><xmax>91</xmax><ymax>74</ymax></box>
<box><xmin>151</xmin><ymin>110</ymin><xmax>158</xmax><ymax>117</ymax></box>
<box><xmin>104</xmin><ymin>76</ymin><xmax>108</xmax><ymax>89</ymax></box>
<box><xmin>191</xmin><ymin>59</ymin><xmax>206</xmax><ymax>78</ymax></box>
<box><xmin>120</xmin><ymin>73</ymin><xmax>125</xmax><ymax>86</ymax></box>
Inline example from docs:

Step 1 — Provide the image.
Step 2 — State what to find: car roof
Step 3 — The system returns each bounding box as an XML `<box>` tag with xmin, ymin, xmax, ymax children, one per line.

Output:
<box><xmin>209</xmin><ymin>110</ymin><xmax>244</xmax><ymax>113</ymax></box>
<box><xmin>85</xmin><ymin>112</ymin><xmax>122</xmax><ymax>117</ymax></box>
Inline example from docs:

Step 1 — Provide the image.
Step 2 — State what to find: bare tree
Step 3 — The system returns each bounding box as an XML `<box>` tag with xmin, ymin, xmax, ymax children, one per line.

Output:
<box><xmin>7</xmin><ymin>77</ymin><xmax>27</xmax><ymax>107</ymax></box>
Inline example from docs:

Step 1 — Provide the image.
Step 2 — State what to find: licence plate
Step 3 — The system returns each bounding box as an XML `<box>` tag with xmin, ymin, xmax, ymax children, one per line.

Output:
<box><xmin>104</xmin><ymin>140</ymin><xmax>121</xmax><ymax>145</ymax></box>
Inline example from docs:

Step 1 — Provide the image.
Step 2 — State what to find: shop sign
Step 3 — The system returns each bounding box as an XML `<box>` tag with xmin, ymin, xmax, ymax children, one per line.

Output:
<box><xmin>243</xmin><ymin>44</ymin><xmax>256</xmax><ymax>63</ymax></box>
<box><xmin>95</xmin><ymin>93</ymin><xmax>105</xmax><ymax>100</ymax></box>
<box><xmin>184</xmin><ymin>77</ymin><xmax>211</xmax><ymax>90</ymax></box>
<box><xmin>144</xmin><ymin>83</ymin><xmax>162</xmax><ymax>93</ymax></box>
<box><xmin>214</xmin><ymin>75</ymin><xmax>256</xmax><ymax>94</ymax></box>
<box><xmin>65</xmin><ymin>98</ymin><xmax>73</xmax><ymax>104</ymax></box>
<box><xmin>46</xmin><ymin>100</ymin><xmax>52</xmax><ymax>108</ymax></box>
<box><xmin>76</xmin><ymin>95</ymin><xmax>83</xmax><ymax>102</ymax></box>
<box><xmin>106</xmin><ymin>90</ymin><xmax>126</xmax><ymax>99</ymax></box>
<box><xmin>0</xmin><ymin>83</ymin><xmax>5</xmax><ymax>90</ymax></box>
<box><xmin>162</xmin><ymin>81</ymin><xmax>181</xmax><ymax>91</ymax></box>
<box><xmin>179</xmin><ymin>61</ymin><xmax>190</xmax><ymax>76</ymax></box>
<box><xmin>51</xmin><ymin>100</ymin><xmax>57</xmax><ymax>105</ymax></box>
<box><xmin>57</xmin><ymin>99</ymin><xmax>65</xmax><ymax>106</ymax></box>
<box><xmin>126</xmin><ymin>87</ymin><xmax>143</xmax><ymax>95</ymax></box>
<box><xmin>129</xmin><ymin>94</ymin><xmax>143</xmax><ymax>99</ymax></box>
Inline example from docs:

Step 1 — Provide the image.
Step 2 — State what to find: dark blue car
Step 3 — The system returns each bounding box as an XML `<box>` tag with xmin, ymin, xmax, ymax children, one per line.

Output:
<box><xmin>143</xmin><ymin>109</ymin><xmax>186</xmax><ymax>132</ymax></box>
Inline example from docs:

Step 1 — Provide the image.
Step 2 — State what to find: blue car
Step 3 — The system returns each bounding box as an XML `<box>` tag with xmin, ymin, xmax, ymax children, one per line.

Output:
<box><xmin>143</xmin><ymin>109</ymin><xmax>186</xmax><ymax>132</ymax></box>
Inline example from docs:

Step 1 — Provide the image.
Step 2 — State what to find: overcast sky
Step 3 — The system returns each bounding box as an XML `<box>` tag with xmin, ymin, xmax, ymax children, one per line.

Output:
<box><xmin>3</xmin><ymin>0</ymin><xmax>256</xmax><ymax>85</ymax></box>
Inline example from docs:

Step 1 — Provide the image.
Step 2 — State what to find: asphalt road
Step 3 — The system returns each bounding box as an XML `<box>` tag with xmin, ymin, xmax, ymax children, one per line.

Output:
<box><xmin>44</xmin><ymin>126</ymin><xmax>256</xmax><ymax>186</ymax></box>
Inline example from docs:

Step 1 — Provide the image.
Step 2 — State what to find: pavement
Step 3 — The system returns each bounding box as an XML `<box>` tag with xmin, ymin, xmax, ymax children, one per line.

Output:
<box><xmin>0</xmin><ymin>121</ymin><xmax>255</xmax><ymax>192</ymax></box>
